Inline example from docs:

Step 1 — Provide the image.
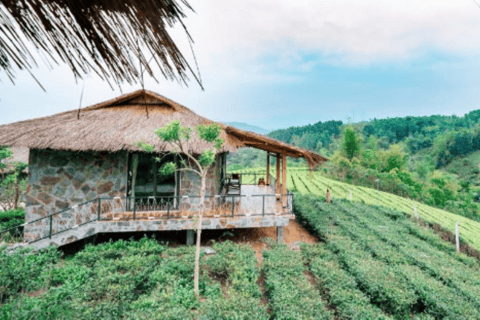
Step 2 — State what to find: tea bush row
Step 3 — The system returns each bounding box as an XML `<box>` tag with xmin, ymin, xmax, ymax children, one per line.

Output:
<box><xmin>262</xmin><ymin>243</ymin><xmax>333</xmax><ymax>320</ymax></box>
<box><xmin>301</xmin><ymin>244</ymin><xmax>391</xmax><ymax>320</ymax></box>
<box><xmin>294</xmin><ymin>194</ymin><xmax>480</xmax><ymax>318</ymax></box>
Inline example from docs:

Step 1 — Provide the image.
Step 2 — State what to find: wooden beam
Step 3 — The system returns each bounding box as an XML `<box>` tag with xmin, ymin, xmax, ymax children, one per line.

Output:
<box><xmin>244</xmin><ymin>143</ymin><xmax>301</xmax><ymax>158</ymax></box>
<box><xmin>282</xmin><ymin>154</ymin><xmax>287</xmax><ymax>207</ymax></box>
<box><xmin>266</xmin><ymin>153</ymin><xmax>270</xmax><ymax>185</ymax></box>
<box><xmin>276</xmin><ymin>154</ymin><xmax>281</xmax><ymax>196</ymax></box>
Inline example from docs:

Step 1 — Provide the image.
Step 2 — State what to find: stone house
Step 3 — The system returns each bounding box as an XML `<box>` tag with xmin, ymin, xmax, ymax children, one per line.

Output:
<box><xmin>0</xmin><ymin>90</ymin><xmax>326</xmax><ymax>248</ymax></box>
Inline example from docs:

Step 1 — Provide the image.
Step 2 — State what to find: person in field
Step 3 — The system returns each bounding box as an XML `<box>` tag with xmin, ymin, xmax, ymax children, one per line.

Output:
<box><xmin>326</xmin><ymin>189</ymin><xmax>331</xmax><ymax>203</ymax></box>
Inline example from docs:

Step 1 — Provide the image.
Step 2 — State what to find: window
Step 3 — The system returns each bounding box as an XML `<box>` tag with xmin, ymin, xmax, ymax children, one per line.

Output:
<box><xmin>127</xmin><ymin>153</ymin><xmax>179</xmax><ymax>199</ymax></box>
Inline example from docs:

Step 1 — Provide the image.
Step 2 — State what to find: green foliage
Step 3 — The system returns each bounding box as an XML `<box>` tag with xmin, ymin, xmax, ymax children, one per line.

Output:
<box><xmin>155</xmin><ymin>120</ymin><xmax>191</xmax><ymax>143</ymax></box>
<box><xmin>0</xmin><ymin>209</ymin><xmax>25</xmax><ymax>236</ymax></box>
<box><xmin>159</xmin><ymin>162</ymin><xmax>177</xmax><ymax>177</ymax></box>
<box><xmin>232</xmin><ymin>167</ymin><xmax>480</xmax><ymax>251</ymax></box>
<box><xmin>0</xmin><ymin>239</ymin><xmax>272</xmax><ymax>319</ymax></box>
<box><xmin>294</xmin><ymin>194</ymin><xmax>480</xmax><ymax>319</ymax></box>
<box><xmin>341</xmin><ymin>126</ymin><xmax>362</xmax><ymax>161</ymax></box>
<box><xmin>263</xmin><ymin>243</ymin><xmax>334</xmax><ymax>320</ymax></box>
<box><xmin>196</xmin><ymin>123</ymin><xmax>222</xmax><ymax>143</ymax></box>
<box><xmin>201</xmin><ymin>241</ymin><xmax>268</xmax><ymax>319</ymax></box>
<box><xmin>0</xmin><ymin>246</ymin><xmax>61</xmax><ymax>303</ymax></box>
<box><xmin>134</xmin><ymin>140</ymin><xmax>155</xmax><ymax>153</ymax></box>
<box><xmin>0</xmin><ymin>147</ymin><xmax>13</xmax><ymax>171</ymax></box>
<box><xmin>199</xmin><ymin>149</ymin><xmax>215</xmax><ymax>169</ymax></box>
<box><xmin>269</xmin><ymin>120</ymin><xmax>342</xmax><ymax>151</ymax></box>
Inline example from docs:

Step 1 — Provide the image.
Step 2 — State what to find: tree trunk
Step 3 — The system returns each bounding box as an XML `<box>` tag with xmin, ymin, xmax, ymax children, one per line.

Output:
<box><xmin>194</xmin><ymin>172</ymin><xmax>207</xmax><ymax>295</ymax></box>
<box><xmin>13</xmin><ymin>174</ymin><xmax>19</xmax><ymax>210</ymax></box>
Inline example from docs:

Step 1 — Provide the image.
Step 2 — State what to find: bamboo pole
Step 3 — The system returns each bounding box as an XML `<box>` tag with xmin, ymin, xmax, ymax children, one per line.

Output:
<box><xmin>276</xmin><ymin>154</ymin><xmax>281</xmax><ymax>198</ymax></box>
<box><xmin>266</xmin><ymin>153</ymin><xmax>270</xmax><ymax>185</ymax></box>
<box><xmin>282</xmin><ymin>153</ymin><xmax>287</xmax><ymax>207</ymax></box>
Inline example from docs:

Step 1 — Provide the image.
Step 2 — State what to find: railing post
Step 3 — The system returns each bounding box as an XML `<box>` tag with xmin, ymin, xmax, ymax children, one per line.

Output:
<box><xmin>232</xmin><ymin>195</ymin><xmax>235</xmax><ymax>217</ymax></box>
<box><xmin>254</xmin><ymin>173</ymin><xmax>256</xmax><ymax>185</ymax></box>
<box><xmin>167</xmin><ymin>201</ymin><xmax>170</xmax><ymax>220</ymax></box>
<box><xmin>262</xmin><ymin>195</ymin><xmax>265</xmax><ymax>216</ymax></box>
<box><xmin>97</xmin><ymin>198</ymin><xmax>101</xmax><ymax>221</ymax></box>
<box><xmin>133</xmin><ymin>198</ymin><xmax>137</xmax><ymax>221</ymax></box>
<box><xmin>49</xmin><ymin>215</ymin><xmax>53</xmax><ymax>239</ymax></box>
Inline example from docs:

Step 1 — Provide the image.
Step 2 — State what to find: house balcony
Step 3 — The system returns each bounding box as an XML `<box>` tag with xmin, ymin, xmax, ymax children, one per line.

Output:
<box><xmin>13</xmin><ymin>172</ymin><xmax>293</xmax><ymax>248</ymax></box>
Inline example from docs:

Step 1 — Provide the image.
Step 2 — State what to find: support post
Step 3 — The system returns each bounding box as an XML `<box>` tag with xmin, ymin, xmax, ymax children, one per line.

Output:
<box><xmin>266</xmin><ymin>153</ymin><xmax>270</xmax><ymax>185</ymax></box>
<box><xmin>277</xmin><ymin>226</ymin><xmax>284</xmax><ymax>243</ymax></box>
<box><xmin>133</xmin><ymin>199</ymin><xmax>136</xmax><ymax>221</ymax></box>
<box><xmin>276</xmin><ymin>154</ymin><xmax>281</xmax><ymax>197</ymax></box>
<box><xmin>282</xmin><ymin>154</ymin><xmax>287</xmax><ymax>207</ymax></box>
<box><xmin>97</xmin><ymin>198</ymin><xmax>101</xmax><ymax>221</ymax></box>
<box><xmin>49</xmin><ymin>215</ymin><xmax>53</xmax><ymax>239</ymax></box>
<box><xmin>262</xmin><ymin>195</ymin><xmax>265</xmax><ymax>216</ymax></box>
<box><xmin>186</xmin><ymin>230</ymin><xmax>195</xmax><ymax>246</ymax></box>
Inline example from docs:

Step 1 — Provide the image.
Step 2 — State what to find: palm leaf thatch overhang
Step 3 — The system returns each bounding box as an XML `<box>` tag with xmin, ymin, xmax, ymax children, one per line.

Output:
<box><xmin>0</xmin><ymin>0</ymin><xmax>201</xmax><ymax>87</ymax></box>
<box><xmin>0</xmin><ymin>90</ymin><xmax>327</xmax><ymax>168</ymax></box>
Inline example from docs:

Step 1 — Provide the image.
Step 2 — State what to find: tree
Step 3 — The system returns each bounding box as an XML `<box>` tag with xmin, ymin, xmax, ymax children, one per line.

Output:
<box><xmin>342</xmin><ymin>126</ymin><xmax>362</xmax><ymax>161</ymax></box>
<box><xmin>137</xmin><ymin>120</ymin><xmax>224</xmax><ymax>295</ymax></box>
<box><xmin>0</xmin><ymin>147</ymin><xmax>28</xmax><ymax>211</ymax></box>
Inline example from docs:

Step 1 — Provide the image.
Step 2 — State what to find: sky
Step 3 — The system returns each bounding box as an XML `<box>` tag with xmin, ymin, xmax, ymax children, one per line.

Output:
<box><xmin>2</xmin><ymin>0</ymin><xmax>480</xmax><ymax>131</ymax></box>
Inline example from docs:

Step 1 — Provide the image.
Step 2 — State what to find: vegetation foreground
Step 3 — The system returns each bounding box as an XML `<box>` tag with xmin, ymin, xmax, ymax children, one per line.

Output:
<box><xmin>2</xmin><ymin>194</ymin><xmax>480</xmax><ymax>319</ymax></box>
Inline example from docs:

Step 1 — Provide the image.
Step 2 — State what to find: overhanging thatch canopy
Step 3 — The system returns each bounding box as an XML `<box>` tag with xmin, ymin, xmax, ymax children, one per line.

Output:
<box><xmin>0</xmin><ymin>90</ymin><xmax>327</xmax><ymax>167</ymax></box>
<box><xmin>0</xmin><ymin>0</ymin><xmax>200</xmax><ymax>86</ymax></box>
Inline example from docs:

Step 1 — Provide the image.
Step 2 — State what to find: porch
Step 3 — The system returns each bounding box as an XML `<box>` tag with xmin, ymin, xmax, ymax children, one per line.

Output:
<box><xmin>17</xmin><ymin>174</ymin><xmax>293</xmax><ymax>247</ymax></box>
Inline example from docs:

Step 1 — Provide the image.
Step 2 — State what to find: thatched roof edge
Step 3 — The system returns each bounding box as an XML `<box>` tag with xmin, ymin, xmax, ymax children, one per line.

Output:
<box><xmin>0</xmin><ymin>89</ymin><xmax>327</xmax><ymax>167</ymax></box>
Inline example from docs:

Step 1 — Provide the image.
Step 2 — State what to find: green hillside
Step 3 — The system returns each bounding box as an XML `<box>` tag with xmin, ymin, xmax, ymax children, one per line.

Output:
<box><xmin>236</xmin><ymin>167</ymin><xmax>480</xmax><ymax>253</ymax></box>
<box><xmin>444</xmin><ymin>150</ymin><xmax>480</xmax><ymax>187</ymax></box>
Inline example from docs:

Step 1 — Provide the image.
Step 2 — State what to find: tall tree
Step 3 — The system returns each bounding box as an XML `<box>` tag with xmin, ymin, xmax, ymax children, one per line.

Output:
<box><xmin>342</xmin><ymin>126</ymin><xmax>361</xmax><ymax>161</ymax></box>
<box><xmin>137</xmin><ymin>120</ymin><xmax>224</xmax><ymax>295</ymax></box>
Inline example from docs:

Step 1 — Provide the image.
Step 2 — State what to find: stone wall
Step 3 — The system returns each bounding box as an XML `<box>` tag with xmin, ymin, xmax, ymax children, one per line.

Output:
<box><xmin>25</xmin><ymin>149</ymin><xmax>128</xmax><ymax>241</ymax></box>
<box><xmin>29</xmin><ymin>214</ymin><xmax>295</xmax><ymax>250</ymax></box>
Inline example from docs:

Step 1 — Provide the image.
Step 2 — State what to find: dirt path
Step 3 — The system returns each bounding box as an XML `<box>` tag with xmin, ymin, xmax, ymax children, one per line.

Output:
<box><xmin>227</xmin><ymin>219</ymin><xmax>317</xmax><ymax>264</ymax></box>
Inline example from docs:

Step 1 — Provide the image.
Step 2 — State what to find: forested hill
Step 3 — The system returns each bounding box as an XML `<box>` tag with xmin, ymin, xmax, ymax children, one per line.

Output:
<box><xmin>268</xmin><ymin>120</ymin><xmax>343</xmax><ymax>150</ymax></box>
<box><xmin>268</xmin><ymin>109</ymin><xmax>480</xmax><ymax>157</ymax></box>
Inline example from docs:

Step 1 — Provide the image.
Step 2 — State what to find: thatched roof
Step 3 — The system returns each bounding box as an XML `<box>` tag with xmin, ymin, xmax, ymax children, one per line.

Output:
<box><xmin>0</xmin><ymin>0</ymin><xmax>200</xmax><ymax>86</ymax></box>
<box><xmin>0</xmin><ymin>90</ymin><xmax>327</xmax><ymax>167</ymax></box>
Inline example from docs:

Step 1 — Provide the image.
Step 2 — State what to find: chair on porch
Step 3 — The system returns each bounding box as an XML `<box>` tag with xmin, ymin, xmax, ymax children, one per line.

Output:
<box><xmin>226</xmin><ymin>173</ymin><xmax>241</xmax><ymax>194</ymax></box>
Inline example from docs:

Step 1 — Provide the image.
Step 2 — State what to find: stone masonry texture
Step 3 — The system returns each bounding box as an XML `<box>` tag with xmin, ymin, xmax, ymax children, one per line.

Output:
<box><xmin>25</xmin><ymin>149</ymin><xmax>128</xmax><ymax>241</ymax></box>
<box><xmin>24</xmin><ymin>150</ymin><xmax>226</xmax><ymax>242</ymax></box>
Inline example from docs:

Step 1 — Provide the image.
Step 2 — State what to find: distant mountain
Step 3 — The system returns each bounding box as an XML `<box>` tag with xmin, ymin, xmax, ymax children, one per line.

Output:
<box><xmin>225</xmin><ymin>122</ymin><xmax>270</xmax><ymax>135</ymax></box>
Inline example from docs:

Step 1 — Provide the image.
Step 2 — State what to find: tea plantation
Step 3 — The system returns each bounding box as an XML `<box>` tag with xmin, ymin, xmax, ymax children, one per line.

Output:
<box><xmin>2</xmin><ymin>193</ymin><xmax>480</xmax><ymax>319</ymax></box>
<box><xmin>237</xmin><ymin>167</ymin><xmax>480</xmax><ymax>253</ymax></box>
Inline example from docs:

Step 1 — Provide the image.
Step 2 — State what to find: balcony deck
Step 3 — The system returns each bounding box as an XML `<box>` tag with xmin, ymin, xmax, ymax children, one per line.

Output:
<box><xmin>22</xmin><ymin>175</ymin><xmax>294</xmax><ymax>249</ymax></box>
<box><xmin>98</xmin><ymin>185</ymin><xmax>289</xmax><ymax>221</ymax></box>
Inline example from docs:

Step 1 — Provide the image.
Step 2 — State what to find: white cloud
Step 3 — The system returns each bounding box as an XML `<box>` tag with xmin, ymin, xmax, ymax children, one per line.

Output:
<box><xmin>3</xmin><ymin>0</ymin><xmax>480</xmax><ymax>126</ymax></box>
<box><xmin>185</xmin><ymin>0</ymin><xmax>480</xmax><ymax>65</ymax></box>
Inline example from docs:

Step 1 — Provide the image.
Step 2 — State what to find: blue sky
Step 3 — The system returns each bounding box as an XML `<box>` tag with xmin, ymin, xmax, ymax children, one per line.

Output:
<box><xmin>2</xmin><ymin>0</ymin><xmax>480</xmax><ymax>131</ymax></box>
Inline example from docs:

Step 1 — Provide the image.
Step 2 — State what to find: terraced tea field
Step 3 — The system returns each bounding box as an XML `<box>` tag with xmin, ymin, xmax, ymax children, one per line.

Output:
<box><xmin>233</xmin><ymin>168</ymin><xmax>480</xmax><ymax>253</ymax></box>
<box><xmin>295</xmin><ymin>195</ymin><xmax>480</xmax><ymax>319</ymax></box>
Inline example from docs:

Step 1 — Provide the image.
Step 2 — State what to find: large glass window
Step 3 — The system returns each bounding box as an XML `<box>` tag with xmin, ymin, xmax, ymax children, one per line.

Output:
<box><xmin>127</xmin><ymin>153</ymin><xmax>178</xmax><ymax>199</ymax></box>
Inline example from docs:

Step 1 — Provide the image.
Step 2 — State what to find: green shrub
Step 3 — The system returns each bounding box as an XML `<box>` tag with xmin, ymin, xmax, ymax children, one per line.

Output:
<box><xmin>263</xmin><ymin>244</ymin><xmax>333</xmax><ymax>320</ymax></box>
